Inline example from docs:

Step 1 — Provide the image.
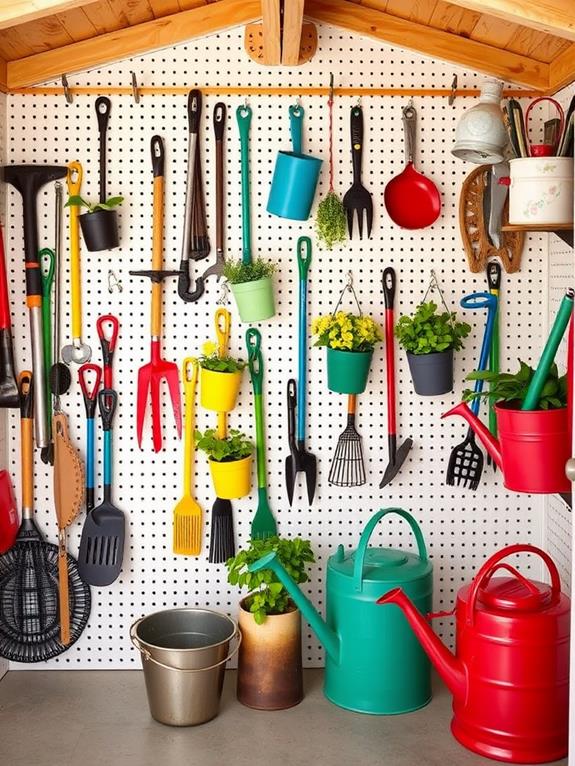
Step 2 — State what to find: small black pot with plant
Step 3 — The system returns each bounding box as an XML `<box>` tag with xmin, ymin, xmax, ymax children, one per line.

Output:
<box><xmin>66</xmin><ymin>195</ymin><xmax>123</xmax><ymax>252</ymax></box>
<box><xmin>395</xmin><ymin>301</ymin><xmax>471</xmax><ymax>396</ymax></box>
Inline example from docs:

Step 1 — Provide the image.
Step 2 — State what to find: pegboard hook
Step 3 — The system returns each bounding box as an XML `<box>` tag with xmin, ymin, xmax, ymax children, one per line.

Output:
<box><xmin>108</xmin><ymin>269</ymin><xmax>123</xmax><ymax>294</ymax></box>
<box><xmin>131</xmin><ymin>72</ymin><xmax>140</xmax><ymax>104</ymax></box>
<box><xmin>449</xmin><ymin>74</ymin><xmax>458</xmax><ymax>106</ymax></box>
<box><xmin>332</xmin><ymin>270</ymin><xmax>363</xmax><ymax>317</ymax></box>
<box><xmin>217</xmin><ymin>281</ymin><xmax>230</xmax><ymax>306</ymax></box>
<box><xmin>61</xmin><ymin>74</ymin><xmax>73</xmax><ymax>105</ymax></box>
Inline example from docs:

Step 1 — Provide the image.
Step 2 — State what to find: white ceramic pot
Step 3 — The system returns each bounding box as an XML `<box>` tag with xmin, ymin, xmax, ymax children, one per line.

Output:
<box><xmin>509</xmin><ymin>157</ymin><xmax>574</xmax><ymax>226</ymax></box>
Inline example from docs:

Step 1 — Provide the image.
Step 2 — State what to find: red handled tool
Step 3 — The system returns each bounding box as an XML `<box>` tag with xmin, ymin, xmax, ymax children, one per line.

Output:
<box><xmin>96</xmin><ymin>315</ymin><xmax>119</xmax><ymax>390</ymax></box>
<box><xmin>380</xmin><ymin>268</ymin><xmax>412</xmax><ymax>486</ymax></box>
<box><xmin>78</xmin><ymin>363</ymin><xmax>102</xmax><ymax>513</ymax></box>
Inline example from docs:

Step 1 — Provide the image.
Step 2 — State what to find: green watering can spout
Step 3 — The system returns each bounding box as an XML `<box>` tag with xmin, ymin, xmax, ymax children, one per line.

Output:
<box><xmin>248</xmin><ymin>551</ymin><xmax>340</xmax><ymax>663</ymax></box>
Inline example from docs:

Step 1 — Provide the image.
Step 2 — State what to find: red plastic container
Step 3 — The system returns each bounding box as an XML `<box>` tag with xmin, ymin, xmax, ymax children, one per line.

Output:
<box><xmin>495</xmin><ymin>403</ymin><xmax>570</xmax><ymax>493</ymax></box>
<box><xmin>0</xmin><ymin>469</ymin><xmax>18</xmax><ymax>553</ymax></box>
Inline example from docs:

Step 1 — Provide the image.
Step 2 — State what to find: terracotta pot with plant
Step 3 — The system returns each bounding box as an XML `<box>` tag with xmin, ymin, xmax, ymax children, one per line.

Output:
<box><xmin>312</xmin><ymin>311</ymin><xmax>382</xmax><ymax>394</ymax></box>
<box><xmin>395</xmin><ymin>301</ymin><xmax>471</xmax><ymax>396</ymax></box>
<box><xmin>227</xmin><ymin>536</ymin><xmax>315</xmax><ymax>710</ymax></box>
<box><xmin>66</xmin><ymin>195</ymin><xmax>123</xmax><ymax>252</ymax></box>
<box><xmin>223</xmin><ymin>258</ymin><xmax>276</xmax><ymax>323</ymax></box>
<box><xmin>199</xmin><ymin>340</ymin><xmax>246</xmax><ymax>413</ymax></box>
<box><xmin>196</xmin><ymin>428</ymin><xmax>253</xmax><ymax>499</ymax></box>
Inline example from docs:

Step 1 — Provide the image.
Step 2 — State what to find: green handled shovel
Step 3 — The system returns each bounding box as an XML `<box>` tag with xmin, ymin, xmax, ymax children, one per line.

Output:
<box><xmin>246</xmin><ymin>328</ymin><xmax>277</xmax><ymax>540</ymax></box>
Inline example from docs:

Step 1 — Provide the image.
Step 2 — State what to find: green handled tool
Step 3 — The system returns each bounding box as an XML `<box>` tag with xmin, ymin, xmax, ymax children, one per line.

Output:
<box><xmin>486</xmin><ymin>261</ymin><xmax>501</xmax><ymax>469</ymax></box>
<box><xmin>522</xmin><ymin>288</ymin><xmax>574</xmax><ymax>411</ymax></box>
<box><xmin>237</xmin><ymin>104</ymin><xmax>253</xmax><ymax>265</ymax></box>
<box><xmin>246</xmin><ymin>327</ymin><xmax>276</xmax><ymax>540</ymax></box>
<box><xmin>40</xmin><ymin>248</ymin><xmax>55</xmax><ymax>464</ymax></box>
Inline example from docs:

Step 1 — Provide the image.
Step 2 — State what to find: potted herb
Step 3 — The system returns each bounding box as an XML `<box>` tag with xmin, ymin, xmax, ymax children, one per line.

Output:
<box><xmin>315</xmin><ymin>191</ymin><xmax>347</xmax><ymax>250</ymax></box>
<box><xmin>195</xmin><ymin>428</ymin><xmax>253</xmax><ymax>499</ymax></box>
<box><xmin>312</xmin><ymin>311</ymin><xmax>382</xmax><ymax>394</ymax></box>
<box><xmin>65</xmin><ymin>195</ymin><xmax>123</xmax><ymax>252</ymax></box>
<box><xmin>463</xmin><ymin>361</ymin><xmax>568</xmax><ymax>411</ymax></box>
<box><xmin>395</xmin><ymin>301</ymin><xmax>471</xmax><ymax>396</ymax></box>
<box><xmin>199</xmin><ymin>340</ymin><xmax>246</xmax><ymax>413</ymax></box>
<box><xmin>226</xmin><ymin>536</ymin><xmax>315</xmax><ymax>710</ymax></box>
<box><xmin>223</xmin><ymin>258</ymin><xmax>276</xmax><ymax>323</ymax></box>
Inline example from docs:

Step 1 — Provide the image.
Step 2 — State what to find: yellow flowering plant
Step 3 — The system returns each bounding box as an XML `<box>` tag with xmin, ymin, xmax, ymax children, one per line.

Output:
<box><xmin>199</xmin><ymin>341</ymin><xmax>246</xmax><ymax>373</ymax></box>
<box><xmin>312</xmin><ymin>312</ymin><xmax>383</xmax><ymax>352</ymax></box>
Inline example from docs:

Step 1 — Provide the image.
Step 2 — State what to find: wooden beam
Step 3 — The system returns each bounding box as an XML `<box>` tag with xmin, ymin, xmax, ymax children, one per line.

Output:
<box><xmin>548</xmin><ymin>41</ymin><xmax>575</xmax><ymax>92</ymax></box>
<box><xmin>0</xmin><ymin>0</ymin><xmax>96</xmax><ymax>31</ymax></box>
<box><xmin>261</xmin><ymin>0</ymin><xmax>281</xmax><ymax>64</ymax></box>
<box><xmin>282</xmin><ymin>0</ymin><xmax>304</xmax><ymax>64</ymax></box>
<box><xmin>7</xmin><ymin>0</ymin><xmax>261</xmax><ymax>88</ymax></box>
<box><xmin>305</xmin><ymin>0</ymin><xmax>549</xmax><ymax>89</ymax></box>
<box><xmin>0</xmin><ymin>58</ymin><xmax>7</xmax><ymax>93</ymax></box>
<box><xmin>430</xmin><ymin>0</ymin><xmax>575</xmax><ymax>42</ymax></box>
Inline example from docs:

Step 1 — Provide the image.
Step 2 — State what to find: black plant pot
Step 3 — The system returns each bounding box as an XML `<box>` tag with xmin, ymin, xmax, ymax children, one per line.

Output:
<box><xmin>407</xmin><ymin>349</ymin><xmax>453</xmax><ymax>396</ymax></box>
<box><xmin>79</xmin><ymin>209</ymin><xmax>119</xmax><ymax>251</ymax></box>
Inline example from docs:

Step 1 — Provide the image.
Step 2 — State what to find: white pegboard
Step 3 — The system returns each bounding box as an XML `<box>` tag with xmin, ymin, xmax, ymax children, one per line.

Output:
<box><xmin>544</xmin><ymin>81</ymin><xmax>575</xmax><ymax>596</ymax></box>
<box><xmin>3</xmin><ymin>24</ymin><xmax>549</xmax><ymax>669</ymax></box>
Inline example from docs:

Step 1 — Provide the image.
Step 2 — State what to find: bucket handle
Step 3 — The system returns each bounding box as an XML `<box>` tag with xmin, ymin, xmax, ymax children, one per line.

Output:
<box><xmin>289</xmin><ymin>105</ymin><xmax>304</xmax><ymax>155</ymax></box>
<box><xmin>130</xmin><ymin>621</ymin><xmax>242</xmax><ymax>673</ymax></box>
<box><xmin>353</xmin><ymin>508</ymin><xmax>428</xmax><ymax>593</ymax></box>
<box><xmin>466</xmin><ymin>544</ymin><xmax>561</xmax><ymax>626</ymax></box>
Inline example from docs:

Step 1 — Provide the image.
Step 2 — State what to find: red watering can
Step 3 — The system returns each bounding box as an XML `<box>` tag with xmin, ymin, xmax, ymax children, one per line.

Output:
<box><xmin>378</xmin><ymin>544</ymin><xmax>570</xmax><ymax>764</ymax></box>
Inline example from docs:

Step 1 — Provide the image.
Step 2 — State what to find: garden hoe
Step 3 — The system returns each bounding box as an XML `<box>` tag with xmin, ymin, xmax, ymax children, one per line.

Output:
<box><xmin>380</xmin><ymin>268</ymin><xmax>412</xmax><ymax>487</ymax></box>
<box><xmin>130</xmin><ymin>136</ymin><xmax>181</xmax><ymax>452</ymax></box>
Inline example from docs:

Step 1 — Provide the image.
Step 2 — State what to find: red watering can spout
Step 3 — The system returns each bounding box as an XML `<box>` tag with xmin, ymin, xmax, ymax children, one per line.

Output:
<box><xmin>377</xmin><ymin>588</ymin><xmax>467</xmax><ymax>701</ymax></box>
<box><xmin>442</xmin><ymin>402</ymin><xmax>502</xmax><ymax>470</ymax></box>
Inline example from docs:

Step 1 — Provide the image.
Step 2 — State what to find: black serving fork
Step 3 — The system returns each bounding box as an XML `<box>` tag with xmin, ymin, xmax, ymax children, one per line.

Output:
<box><xmin>343</xmin><ymin>104</ymin><xmax>373</xmax><ymax>239</ymax></box>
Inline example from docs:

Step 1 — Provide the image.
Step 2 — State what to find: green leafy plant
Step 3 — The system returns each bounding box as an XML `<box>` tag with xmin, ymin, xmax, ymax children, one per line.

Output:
<box><xmin>463</xmin><ymin>360</ymin><xmax>568</xmax><ymax>411</ymax></box>
<box><xmin>223</xmin><ymin>258</ymin><xmax>276</xmax><ymax>285</ymax></box>
<box><xmin>312</xmin><ymin>311</ymin><xmax>382</xmax><ymax>352</ymax></box>
<box><xmin>395</xmin><ymin>301</ymin><xmax>471</xmax><ymax>355</ymax></box>
<box><xmin>226</xmin><ymin>537</ymin><xmax>315</xmax><ymax>624</ymax></box>
<box><xmin>199</xmin><ymin>341</ymin><xmax>245</xmax><ymax>373</ymax></box>
<box><xmin>65</xmin><ymin>195</ymin><xmax>124</xmax><ymax>214</ymax></box>
<box><xmin>315</xmin><ymin>191</ymin><xmax>347</xmax><ymax>250</ymax></box>
<box><xmin>195</xmin><ymin>428</ymin><xmax>253</xmax><ymax>462</ymax></box>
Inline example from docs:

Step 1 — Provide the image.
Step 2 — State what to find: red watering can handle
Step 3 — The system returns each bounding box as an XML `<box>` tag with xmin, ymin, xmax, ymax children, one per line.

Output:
<box><xmin>354</xmin><ymin>507</ymin><xmax>427</xmax><ymax>592</ymax></box>
<box><xmin>466</xmin><ymin>544</ymin><xmax>561</xmax><ymax>625</ymax></box>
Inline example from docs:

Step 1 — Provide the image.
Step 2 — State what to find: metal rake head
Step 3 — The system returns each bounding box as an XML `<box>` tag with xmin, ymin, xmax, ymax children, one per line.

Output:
<box><xmin>328</xmin><ymin>421</ymin><xmax>366</xmax><ymax>487</ymax></box>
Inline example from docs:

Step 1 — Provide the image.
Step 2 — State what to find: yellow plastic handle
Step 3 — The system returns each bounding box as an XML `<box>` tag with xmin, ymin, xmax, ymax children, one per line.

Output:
<box><xmin>151</xmin><ymin>174</ymin><xmax>165</xmax><ymax>338</ymax></box>
<box><xmin>66</xmin><ymin>161</ymin><xmax>83</xmax><ymax>340</ymax></box>
<box><xmin>215</xmin><ymin>308</ymin><xmax>230</xmax><ymax>359</ymax></box>
<box><xmin>182</xmin><ymin>357</ymin><xmax>198</xmax><ymax>495</ymax></box>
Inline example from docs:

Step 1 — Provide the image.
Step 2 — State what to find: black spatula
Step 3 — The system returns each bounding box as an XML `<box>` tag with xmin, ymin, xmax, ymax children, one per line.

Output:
<box><xmin>78</xmin><ymin>389</ymin><xmax>124</xmax><ymax>585</ymax></box>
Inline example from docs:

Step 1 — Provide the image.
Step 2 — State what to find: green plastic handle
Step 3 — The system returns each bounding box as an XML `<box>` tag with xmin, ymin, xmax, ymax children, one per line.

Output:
<box><xmin>254</xmin><ymin>394</ymin><xmax>266</xmax><ymax>488</ymax></box>
<box><xmin>40</xmin><ymin>248</ymin><xmax>55</xmax><ymax>416</ymax></box>
<box><xmin>236</xmin><ymin>104</ymin><xmax>252</xmax><ymax>265</ymax></box>
<box><xmin>246</xmin><ymin>328</ymin><xmax>263</xmax><ymax>394</ymax></box>
<box><xmin>297</xmin><ymin>236</ymin><xmax>312</xmax><ymax>280</ymax></box>
<box><xmin>522</xmin><ymin>290</ymin><xmax>574</xmax><ymax>411</ymax></box>
<box><xmin>353</xmin><ymin>508</ymin><xmax>428</xmax><ymax>593</ymax></box>
<box><xmin>289</xmin><ymin>104</ymin><xmax>304</xmax><ymax>155</ymax></box>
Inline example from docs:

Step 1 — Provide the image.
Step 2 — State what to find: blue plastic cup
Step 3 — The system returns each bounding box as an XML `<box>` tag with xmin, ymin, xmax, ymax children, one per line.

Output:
<box><xmin>267</xmin><ymin>105</ymin><xmax>322</xmax><ymax>221</ymax></box>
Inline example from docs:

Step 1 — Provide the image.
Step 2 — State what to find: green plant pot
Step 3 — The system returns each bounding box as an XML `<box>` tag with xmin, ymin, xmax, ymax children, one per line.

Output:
<box><xmin>327</xmin><ymin>348</ymin><xmax>373</xmax><ymax>394</ymax></box>
<box><xmin>230</xmin><ymin>277</ymin><xmax>275</xmax><ymax>323</ymax></box>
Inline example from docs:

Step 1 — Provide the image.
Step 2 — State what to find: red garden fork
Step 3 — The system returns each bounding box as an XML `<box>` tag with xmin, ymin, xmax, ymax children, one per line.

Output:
<box><xmin>130</xmin><ymin>136</ymin><xmax>182</xmax><ymax>451</ymax></box>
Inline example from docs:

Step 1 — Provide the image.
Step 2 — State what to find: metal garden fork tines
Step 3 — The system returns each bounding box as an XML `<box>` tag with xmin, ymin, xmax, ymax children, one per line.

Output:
<box><xmin>130</xmin><ymin>136</ymin><xmax>182</xmax><ymax>452</ymax></box>
<box><xmin>343</xmin><ymin>103</ymin><xmax>373</xmax><ymax>239</ymax></box>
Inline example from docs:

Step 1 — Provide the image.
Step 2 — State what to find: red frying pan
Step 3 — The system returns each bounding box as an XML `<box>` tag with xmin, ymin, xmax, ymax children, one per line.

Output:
<box><xmin>384</xmin><ymin>104</ymin><xmax>441</xmax><ymax>229</ymax></box>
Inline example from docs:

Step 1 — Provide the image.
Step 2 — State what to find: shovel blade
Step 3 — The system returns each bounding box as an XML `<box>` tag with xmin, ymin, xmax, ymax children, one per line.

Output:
<box><xmin>380</xmin><ymin>437</ymin><xmax>413</xmax><ymax>487</ymax></box>
<box><xmin>285</xmin><ymin>454</ymin><xmax>297</xmax><ymax>506</ymax></box>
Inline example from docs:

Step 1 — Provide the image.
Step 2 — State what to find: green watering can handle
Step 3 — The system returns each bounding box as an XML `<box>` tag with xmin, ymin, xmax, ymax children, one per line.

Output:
<box><xmin>246</xmin><ymin>328</ymin><xmax>263</xmax><ymax>395</ymax></box>
<box><xmin>353</xmin><ymin>508</ymin><xmax>428</xmax><ymax>593</ymax></box>
<box><xmin>236</xmin><ymin>104</ymin><xmax>252</xmax><ymax>264</ymax></box>
<box><xmin>289</xmin><ymin>104</ymin><xmax>304</xmax><ymax>155</ymax></box>
<box><xmin>297</xmin><ymin>236</ymin><xmax>312</xmax><ymax>280</ymax></box>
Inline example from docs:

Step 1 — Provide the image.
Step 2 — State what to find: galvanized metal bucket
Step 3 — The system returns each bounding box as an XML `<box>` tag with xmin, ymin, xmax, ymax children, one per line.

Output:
<box><xmin>130</xmin><ymin>608</ymin><xmax>241</xmax><ymax>726</ymax></box>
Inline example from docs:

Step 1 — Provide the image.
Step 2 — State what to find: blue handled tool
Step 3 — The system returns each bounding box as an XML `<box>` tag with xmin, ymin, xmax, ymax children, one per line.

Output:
<box><xmin>446</xmin><ymin>292</ymin><xmax>497</xmax><ymax>490</ymax></box>
<box><xmin>78</xmin><ymin>363</ymin><xmax>102</xmax><ymax>512</ymax></box>
<box><xmin>285</xmin><ymin>237</ymin><xmax>317</xmax><ymax>505</ymax></box>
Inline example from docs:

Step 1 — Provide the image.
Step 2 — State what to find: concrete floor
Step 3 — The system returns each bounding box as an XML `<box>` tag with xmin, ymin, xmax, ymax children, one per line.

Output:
<box><xmin>0</xmin><ymin>670</ymin><xmax>568</xmax><ymax>766</ymax></box>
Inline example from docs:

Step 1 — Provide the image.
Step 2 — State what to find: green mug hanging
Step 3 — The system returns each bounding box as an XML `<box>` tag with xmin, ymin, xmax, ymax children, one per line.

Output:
<box><xmin>267</xmin><ymin>104</ymin><xmax>322</xmax><ymax>221</ymax></box>
<box><xmin>312</xmin><ymin>271</ymin><xmax>382</xmax><ymax>395</ymax></box>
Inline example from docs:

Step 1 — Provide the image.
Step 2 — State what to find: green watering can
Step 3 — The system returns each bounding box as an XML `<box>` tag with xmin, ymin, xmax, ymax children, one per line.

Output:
<box><xmin>249</xmin><ymin>508</ymin><xmax>433</xmax><ymax>715</ymax></box>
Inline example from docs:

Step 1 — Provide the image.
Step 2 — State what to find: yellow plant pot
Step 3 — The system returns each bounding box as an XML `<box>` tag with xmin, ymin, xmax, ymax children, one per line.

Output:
<box><xmin>209</xmin><ymin>455</ymin><xmax>252</xmax><ymax>499</ymax></box>
<box><xmin>200</xmin><ymin>367</ymin><xmax>243</xmax><ymax>412</ymax></box>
